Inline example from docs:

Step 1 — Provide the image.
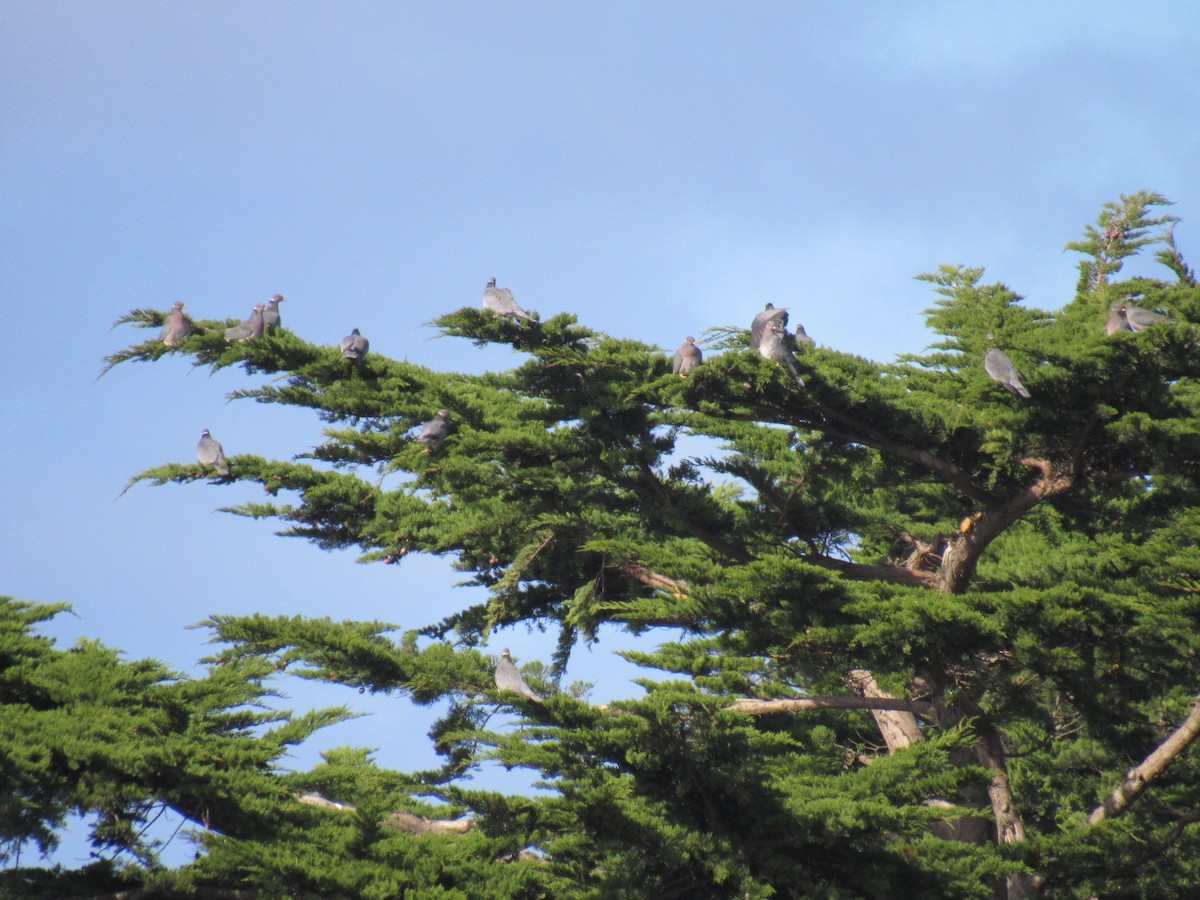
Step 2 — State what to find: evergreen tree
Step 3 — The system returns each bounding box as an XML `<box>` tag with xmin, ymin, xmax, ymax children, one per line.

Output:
<box><xmin>11</xmin><ymin>192</ymin><xmax>1200</xmax><ymax>897</ymax></box>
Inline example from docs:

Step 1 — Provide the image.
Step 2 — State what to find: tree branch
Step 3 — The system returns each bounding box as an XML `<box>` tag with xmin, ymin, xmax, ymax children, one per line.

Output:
<box><xmin>847</xmin><ymin>669</ymin><xmax>926</xmax><ymax>753</ymax></box>
<box><xmin>295</xmin><ymin>792</ymin><xmax>475</xmax><ymax>834</ymax></box>
<box><xmin>1087</xmin><ymin>692</ymin><xmax>1200</xmax><ymax>826</ymax></box>
<box><xmin>725</xmin><ymin>693</ymin><xmax>935</xmax><ymax>720</ymax></box>
<box><xmin>809</xmin><ymin>554</ymin><xmax>937</xmax><ymax>590</ymax></box>
<box><xmin>938</xmin><ymin>458</ymin><xmax>1073</xmax><ymax>594</ymax></box>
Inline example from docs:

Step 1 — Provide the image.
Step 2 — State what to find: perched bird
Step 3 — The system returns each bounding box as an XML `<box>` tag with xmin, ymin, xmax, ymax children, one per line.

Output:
<box><xmin>225</xmin><ymin>305</ymin><xmax>266</xmax><ymax>342</ymax></box>
<box><xmin>262</xmin><ymin>294</ymin><xmax>284</xmax><ymax>333</ymax></box>
<box><xmin>672</xmin><ymin>336</ymin><xmax>702</xmax><ymax>376</ymax></box>
<box><xmin>482</xmin><ymin>278</ymin><xmax>533</xmax><ymax>321</ymax></box>
<box><xmin>417</xmin><ymin>409</ymin><xmax>451</xmax><ymax>452</ymax></box>
<box><xmin>1121</xmin><ymin>303</ymin><xmax>1175</xmax><ymax>332</ymax></box>
<box><xmin>494</xmin><ymin>648</ymin><xmax>543</xmax><ymax>702</ymax></box>
<box><xmin>983</xmin><ymin>337</ymin><xmax>1031</xmax><ymax>399</ymax></box>
<box><xmin>341</xmin><ymin>328</ymin><xmax>369</xmax><ymax>363</ymax></box>
<box><xmin>749</xmin><ymin>302</ymin><xmax>789</xmax><ymax>350</ymax></box>
<box><xmin>159</xmin><ymin>301</ymin><xmax>191</xmax><ymax>346</ymax></box>
<box><xmin>1105</xmin><ymin>304</ymin><xmax>1129</xmax><ymax>336</ymax></box>
<box><xmin>759</xmin><ymin>319</ymin><xmax>805</xmax><ymax>387</ymax></box>
<box><xmin>793</xmin><ymin>323</ymin><xmax>815</xmax><ymax>349</ymax></box>
<box><xmin>197</xmin><ymin>429</ymin><xmax>229</xmax><ymax>476</ymax></box>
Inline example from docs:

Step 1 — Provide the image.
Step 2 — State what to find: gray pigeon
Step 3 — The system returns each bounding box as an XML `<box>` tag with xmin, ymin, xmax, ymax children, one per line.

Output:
<box><xmin>482</xmin><ymin>278</ymin><xmax>533</xmax><ymax>321</ymax></box>
<box><xmin>225</xmin><ymin>305</ymin><xmax>266</xmax><ymax>342</ymax></box>
<box><xmin>262</xmin><ymin>294</ymin><xmax>284</xmax><ymax>333</ymax></box>
<box><xmin>672</xmin><ymin>336</ymin><xmax>702</xmax><ymax>376</ymax></box>
<box><xmin>983</xmin><ymin>343</ymin><xmax>1031</xmax><ymax>399</ymax></box>
<box><xmin>341</xmin><ymin>328</ymin><xmax>369</xmax><ymax>363</ymax></box>
<box><xmin>794</xmin><ymin>323</ymin><xmax>815</xmax><ymax>349</ymax></box>
<box><xmin>417</xmin><ymin>409</ymin><xmax>451</xmax><ymax>452</ymax></box>
<box><xmin>159</xmin><ymin>301</ymin><xmax>192</xmax><ymax>346</ymax></box>
<box><xmin>197</xmin><ymin>429</ymin><xmax>229</xmax><ymax>476</ymax></box>
<box><xmin>1121</xmin><ymin>303</ymin><xmax>1174</xmax><ymax>332</ymax></box>
<box><xmin>494</xmin><ymin>648</ymin><xmax>543</xmax><ymax>702</ymax></box>
<box><xmin>750</xmin><ymin>302</ymin><xmax>789</xmax><ymax>350</ymax></box>
<box><xmin>1105</xmin><ymin>305</ymin><xmax>1129</xmax><ymax>336</ymax></box>
<box><xmin>759</xmin><ymin>320</ymin><xmax>805</xmax><ymax>387</ymax></box>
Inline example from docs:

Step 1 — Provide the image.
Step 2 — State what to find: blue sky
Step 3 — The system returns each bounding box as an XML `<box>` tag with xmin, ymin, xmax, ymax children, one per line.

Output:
<box><xmin>3</xmin><ymin>0</ymin><xmax>1199</xmax><ymax>867</ymax></box>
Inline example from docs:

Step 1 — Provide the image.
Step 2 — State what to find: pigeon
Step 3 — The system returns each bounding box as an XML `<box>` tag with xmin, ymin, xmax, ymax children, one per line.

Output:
<box><xmin>759</xmin><ymin>319</ymin><xmax>805</xmax><ymax>387</ymax></box>
<box><xmin>197</xmin><ymin>429</ymin><xmax>229</xmax><ymax>476</ymax></box>
<box><xmin>262</xmin><ymin>294</ymin><xmax>284</xmax><ymax>333</ymax></box>
<box><xmin>341</xmin><ymin>328</ymin><xmax>369</xmax><ymax>363</ymax></box>
<box><xmin>225</xmin><ymin>305</ymin><xmax>266</xmax><ymax>342</ymax></box>
<box><xmin>494</xmin><ymin>648</ymin><xmax>543</xmax><ymax>702</ymax></box>
<box><xmin>159</xmin><ymin>301</ymin><xmax>191</xmax><ymax>346</ymax></box>
<box><xmin>749</xmin><ymin>302</ymin><xmax>789</xmax><ymax>350</ymax></box>
<box><xmin>482</xmin><ymin>278</ymin><xmax>533</xmax><ymax>321</ymax></box>
<box><xmin>983</xmin><ymin>338</ymin><xmax>1031</xmax><ymax>399</ymax></box>
<box><xmin>1121</xmin><ymin>303</ymin><xmax>1175</xmax><ymax>332</ymax></box>
<box><xmin>1105</xmin><ymin>305</ymin><xmax>1129</xmax><ymax>336</ymax></box>
<box><xmin>794</xmin><ymin>323</ymin><xmax>815</xmax><ymax>349</ymax></box>
<box><xmin>672</xmin><ymin>336</ymin><xmax>702</xmax><ymax>376</ymax></box>
<box><xmin>417</xmin><ymin>409</ymin><xmax>451</xmax><ymax>452</ymax></box>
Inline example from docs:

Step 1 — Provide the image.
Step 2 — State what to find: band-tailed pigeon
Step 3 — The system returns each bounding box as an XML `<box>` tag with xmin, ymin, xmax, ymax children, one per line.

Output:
<box><xmin>225</xmin><ymin>305</ymin><xmax>266</xmax><ymax>342</ymax></box>
<box><xmin>1121</xmin><ymin>303</ymin><xmax>1174</xmax><ymax>332</ymax></box>
<box><xmin>483</xmin><ymin>278</ymin><xmax>533</xmax><ymax>321</ymax></box>
<box><xmin>197</xmin><ymin>429</ymin><xmax>229</xmax><ymax>476</ymax></box>
<box><xmin>759</xmin><ymin>320</ymin><xmax>805</xmax><ymax>387</ymax></box>
<box><xmin>262</xmin><ymin>294</ymin><xmax>284</xmax><ymax>333</ymax></box>
<box><xmin>160</xmin><ymin>301</ymin><xmax>192</xmax><ymax>346</ymax></box>
<box><xmin>341</xmin><ymin>328</ymin><xmax>369</xmax><ymax>363</ymax></box>
<box><xmin>417</xmin><ymin>409</ymin><xmax>451</xmax><ymax>452</ymax></box>
<box><xmin>672</xmin><ymin>336</ymin><xmax>702</xmax><ymax>376</ymax></box>
<box><xmin>750</xmin><ymin>302</ymin><xmax>789</xmax><ymax>350</ymax></box>
<box><xmin>1105</xmin><ymin>305</ymin><xmax>1129</xmax><ymax>336</ymax></box>
<box><xmin>794</xmin><ymin>323</ymin><xmax>815</xmax><ymax>349</ymax></box>
<box><xmin>983</xmin><ymin>338</ymin><xmax>1031</xmax><ymax>399</ymax></box>
<box><xmin>494</xmin><ymin>648</ymin><xmax>543</xmax><ymax>702</ymax></box>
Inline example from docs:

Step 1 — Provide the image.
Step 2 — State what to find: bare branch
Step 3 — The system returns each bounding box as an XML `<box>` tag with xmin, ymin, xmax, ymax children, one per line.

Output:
<box><xmin>725</xmin><ymin>693</ymin><xmax>935</xmax><ymax>719</ymax></box>
<box><xmin>1088</xmin><ymin>692</ymin><xmax>1200</xmax><ymax>826</ymax></box>
<box><xmin>847</xmin><ymin>669</ymin><xmax>925</xmax><ymax>753</ymax></box>
<box><xmin>616</xmin><ymin>560</ymin><xmax>691</xmax><ymax>596</ymax></box>
<box><xmin>296</xmin><ymin>792</ymin><xmax>474</xmax><ymax>834</ymax></box>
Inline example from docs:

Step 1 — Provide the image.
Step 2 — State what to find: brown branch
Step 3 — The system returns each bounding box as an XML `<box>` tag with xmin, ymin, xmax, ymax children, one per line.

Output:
<box><xmin>1087</xmin><ymin>692</ymin><xmax>1200</xmax><ymax>826</ymax></box>
<box><xmin>811</xmin><ymin>553</ymin><xmax>937</xmax><ymax>590</ymax></box>
<box><xmin>296</xmin><ymin>792</ymin><xmax>474</xmax><ymax>834</ymax></box>
<box><xmin>808</xmin><ymin>406</ymin><xmax>998</xmax><ymax>506</ymax></box>
<box><xmin>938</xmin><ymin>458</ymin><xmax>1073</xmax><ymax>594</ymax></box>
<box><xmin>725</xmin><ymin>695</ymin><xmax>935</xmax><ymax>717</ymax></box>
<box><xmin>617</xmin><ymin>560</ymin><xmax>691</xmax><ymax>596</ymax></box>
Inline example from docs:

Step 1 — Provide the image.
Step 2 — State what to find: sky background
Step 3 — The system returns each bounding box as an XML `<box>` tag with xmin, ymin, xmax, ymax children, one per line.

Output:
<box><xmin>4</xmin><ymin>0</ymin><xmax>1199</xmax><ymax>869</ymax></box>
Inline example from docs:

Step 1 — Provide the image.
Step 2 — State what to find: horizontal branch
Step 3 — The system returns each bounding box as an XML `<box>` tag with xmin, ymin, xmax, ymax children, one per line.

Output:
<box><xmin>1088</xmin><ymin>692</ymin><xmax>1200</xmax><ymax>826</ymax></box>
<box><xmin>725</xmin><ymin>695</ymin><xmax>936</xmax><ymax>718</ymax></box>
<box><xmin>810</xmin><ymin>554</ymin><xmax>936</xmax><ymax>589</ymax></box>
<box><xmin>296</xmin><ymin>792</ymin><xmax>474</xmax><ymax>834</ymax></box>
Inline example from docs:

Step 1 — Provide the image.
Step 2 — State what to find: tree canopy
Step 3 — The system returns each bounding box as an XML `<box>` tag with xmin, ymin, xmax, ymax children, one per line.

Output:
<box><xmin>8</xmin><ymin>191</ymin><xmax>1200</xmax><ymax>898</ymax></box>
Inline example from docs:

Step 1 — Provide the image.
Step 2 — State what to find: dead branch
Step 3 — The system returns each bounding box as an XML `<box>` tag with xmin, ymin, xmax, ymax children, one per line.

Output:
<box><xmin>725</xmin><ymin>693</ymin><xmax>935</xmax><ymax>719</ymax></box>
<box><xmin>847</xmin><ymin>669</ymin><xmax>925</xmax><ymax>753</ymax></box>
<box><xmin>1088</xmin><ymin>692</ymin><xmax>1200</xmax><ymax>826</ymax></box>
<box><xmin>296</xmin><ymin>792</ymin><xmax>474</xmax><ymax>834</ymax></box>
<box><xmin>617</xmin><ymin>560</ymin><xmax>691</xmax><ymax>596</ymax></box>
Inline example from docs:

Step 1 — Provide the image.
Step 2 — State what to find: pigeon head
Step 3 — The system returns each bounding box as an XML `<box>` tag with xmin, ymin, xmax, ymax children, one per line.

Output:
<box><xmin>437</xmin><ymin>409</ymin><xmax>451</xmax><ymax>419</ymax></box>
<box><xmin>270</xmin><ymin>294</ymin><xmax>284</xmax><ymax>303</ymax></box>
<box><xmin>684</xmin><ymin>336</ymin><xmax>696</xmax><ymax>344</ymax></box>
<box><xmin>487</xmin><ymin>278</ymin><xmax>497</xmax><ymax>287</ymax></box>
<box><xmin>501</xmin><ymin>648</ymin><xmax>512</xmax><ymax>659</ymax></box>
<box><xmin>173</xmin><ymin>301</ymin><xmax>186</xmax><ymax>310</ymax></box>
<box><xmin>201</xmin><ymin>429</ymin><xmax>212</xmax><ymax>438</ymax></box>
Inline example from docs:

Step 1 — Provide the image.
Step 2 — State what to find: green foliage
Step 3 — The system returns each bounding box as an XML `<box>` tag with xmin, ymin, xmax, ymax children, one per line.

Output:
<box><xmin>12</xmin><ymin>194</ymin><xmax>1200</xmax><ymax>896</ymax></box>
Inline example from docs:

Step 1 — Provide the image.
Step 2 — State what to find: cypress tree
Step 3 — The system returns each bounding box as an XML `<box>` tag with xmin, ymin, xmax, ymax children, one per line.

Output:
<box><xmin>10</xmin><ymin>191</ymin><xmax>1200</xmax><ymax>897</ymax></box>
